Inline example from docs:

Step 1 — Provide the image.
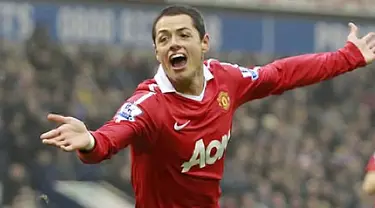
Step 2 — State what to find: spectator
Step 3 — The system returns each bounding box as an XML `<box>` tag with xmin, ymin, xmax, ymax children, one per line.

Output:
<box><xmin>1</xmin><ymin>24</ymin><xmax>375</xmax><ymax>207</ymax></box>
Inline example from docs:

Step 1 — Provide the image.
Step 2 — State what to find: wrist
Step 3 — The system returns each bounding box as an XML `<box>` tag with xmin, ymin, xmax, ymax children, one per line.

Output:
<box><xmin>82</xmin><ymin>133</ymin><xmax>96</xmax><ymax>151</ymax></box>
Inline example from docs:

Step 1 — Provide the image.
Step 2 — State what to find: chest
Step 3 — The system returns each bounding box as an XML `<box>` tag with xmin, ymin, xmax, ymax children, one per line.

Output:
<box><xmin>156</xmin><ymin>89</ymin><xmax>234</xmax><ymax>171</ymax></box>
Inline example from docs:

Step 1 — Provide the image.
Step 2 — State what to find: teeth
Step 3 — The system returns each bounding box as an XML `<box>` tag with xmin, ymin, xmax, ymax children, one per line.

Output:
<box><xmin>170</xmin><ymin>54</ymin><xmax>185</xmax><ymax>59</ymax></box>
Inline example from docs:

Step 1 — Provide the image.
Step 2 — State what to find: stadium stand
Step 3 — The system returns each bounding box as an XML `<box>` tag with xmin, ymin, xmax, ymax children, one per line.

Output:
<box><xmin>1</xmin><ymin>0</ymin><xmax>375</xmax><ymax>207</ymax></box>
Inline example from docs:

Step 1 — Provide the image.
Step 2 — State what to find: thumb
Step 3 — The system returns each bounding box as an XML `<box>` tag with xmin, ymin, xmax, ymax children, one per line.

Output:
<box><xmin>47</xmin><ymin>113</ymin><xmax>73</xmax><ymax>124</ymax></box>
<box><xmin>348</xmin><ymin>22</ymin><xmax>359</xmax><ymax>39</ymax></box>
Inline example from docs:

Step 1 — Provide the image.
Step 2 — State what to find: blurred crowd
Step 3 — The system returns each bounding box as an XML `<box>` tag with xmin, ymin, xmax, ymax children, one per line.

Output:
<box><xmin>241</xmin><ymin>0</ymin><xmax>374</xmax><ymax>8</ymax></box>
<box><xmin>164</xmin><ymin>0</ymin><xmax>375</xmax><ymax>14</ymax></box>
<box><xmin>2</xmin><ymin>24</ymin><xmax>375</xmax><ymax>208</ymax></box>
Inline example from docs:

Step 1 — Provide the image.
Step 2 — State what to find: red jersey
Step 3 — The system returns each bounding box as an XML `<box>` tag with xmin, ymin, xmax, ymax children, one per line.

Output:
<box><xmin>77</xmin><ymin>42</ymin><xmax>365</xmax><ymax>208</ymax></box>
<box><xmin>367</xmin><ymin>154</ymin><xmax>375</xmax><ymax>172</ymax></box>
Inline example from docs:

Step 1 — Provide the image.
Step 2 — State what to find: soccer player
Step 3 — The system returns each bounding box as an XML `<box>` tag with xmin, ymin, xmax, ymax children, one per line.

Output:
<box><xmin>40</xmin><ymin>5</ymin><xmax>375</xmax><ymax>208</ymax></box>
<box><xmin>363</xmin><ymin>154</ymin><xmax>375</xmax><ymax>195</ymax></box>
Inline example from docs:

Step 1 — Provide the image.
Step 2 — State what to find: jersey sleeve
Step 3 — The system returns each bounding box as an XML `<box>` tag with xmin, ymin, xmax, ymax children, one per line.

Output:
<box><xmin>77</xmin><ymin>91</ymin><xmax>157</xmax><ymax>164</ymax></box>
<box><xmin>367</xmin><ymin>154</ymin><xmax>375</xmax><ymax>172</ymax></box>
<box><xmin>217</xmin><ymin>42</ymin><xmax>366</xmax><ymax>107</ymax></box>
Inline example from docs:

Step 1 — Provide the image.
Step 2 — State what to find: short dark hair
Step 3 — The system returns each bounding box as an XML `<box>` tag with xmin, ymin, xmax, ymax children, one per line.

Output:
<box><xmin>152</xmin><ymin>5</ymin><xmax>206</xmax><ymax>43</ymax></box>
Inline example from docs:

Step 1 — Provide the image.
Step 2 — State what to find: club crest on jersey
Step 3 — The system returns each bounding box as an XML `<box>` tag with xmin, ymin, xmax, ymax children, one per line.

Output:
<box><xmin>114</xmin><ymin>102</ymin><xmax>142</xmax><ymax>123</ymax></box>
<box><xmin>217</xmin><ymin>91</ymin><xmax>230</xmax><ymax>111</ymax></box>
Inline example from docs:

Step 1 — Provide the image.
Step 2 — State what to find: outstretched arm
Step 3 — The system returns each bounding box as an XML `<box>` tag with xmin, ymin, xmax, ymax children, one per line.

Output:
<box><xmin>363</xmin><ymin>155</ymin><xmax>375</xmax><ymax>195</ymax></box>
<box><xmin>215</xmin><ymin>23</ymin><xmax>373</xmax><ymax>107</ymax></box>
<box><xmin>41</xmin><ymin>93</ymin><xmax>156</xmax><ymax>164</ymax></box>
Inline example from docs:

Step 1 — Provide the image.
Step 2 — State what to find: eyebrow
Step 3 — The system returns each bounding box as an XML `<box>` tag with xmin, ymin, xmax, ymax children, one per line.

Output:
<box><xmin>157</xmin><ymin>27</ymin><xmax>191</xmax><ymax>36</ymax></box>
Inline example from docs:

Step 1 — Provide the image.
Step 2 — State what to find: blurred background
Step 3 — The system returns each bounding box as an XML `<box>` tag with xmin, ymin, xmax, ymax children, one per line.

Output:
<box><xmin>1</xmin><ymin>0</ymin><xmax>375</xmax><ymax>207</ymax></box>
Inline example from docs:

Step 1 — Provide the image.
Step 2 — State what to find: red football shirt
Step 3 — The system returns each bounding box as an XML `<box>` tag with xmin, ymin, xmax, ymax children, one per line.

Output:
<box><xmin>78</xmin><ymin>42</ymin><xmax>365</xmax><ymax>208</ymax></box>
<box><xmin>367</xmin><ymin>154</ymin><xmax>375</xmax><ymax>172</ymax></box>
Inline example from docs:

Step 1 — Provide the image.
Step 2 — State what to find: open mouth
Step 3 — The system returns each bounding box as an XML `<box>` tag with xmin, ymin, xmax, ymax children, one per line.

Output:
<box><xmin>169</xmin><ymin>54</ymin><xmax>187</xmax><ymax>69</ymax></box>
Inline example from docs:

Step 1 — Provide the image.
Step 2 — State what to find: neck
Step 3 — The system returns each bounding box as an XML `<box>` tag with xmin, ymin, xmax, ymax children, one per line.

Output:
<box><xmin>171</xmin><ymin>68</ymin><xmax>205</xmax><ymax>96</ymax></box>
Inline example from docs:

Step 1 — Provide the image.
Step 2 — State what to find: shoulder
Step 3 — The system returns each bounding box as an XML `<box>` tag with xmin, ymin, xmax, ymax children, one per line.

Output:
<box><xmin>204</xmin><ymin>59</ymin><xmax>259</xmax><ymax>80</ymax></box>
<box><xmin>204</xmin><ymin>59</ymin><xmax>231</xmax><ymax>80</ymax></box>
<box><xmin>204</xmin><ymin>59</ymin><xmax>229</xmax><ymax>72</ymax></box>
<box><xmin>114</xmin><ymin>79</ymin><xmax>161</xmax><ymax>123</ymax></box>
<box><xmin>204</xmin><ymin>58</ymin><xmax>244</xmax><ymax>70</ymax></box>
<box><xmin>131</xmin><ymin>78</ymin><xmax>162</xmax><ymax>99</ymax></box>
<box><xmin>127</xmin><ymin>79</ymin><xmax>163</xmax><ymax>109</ymax></box>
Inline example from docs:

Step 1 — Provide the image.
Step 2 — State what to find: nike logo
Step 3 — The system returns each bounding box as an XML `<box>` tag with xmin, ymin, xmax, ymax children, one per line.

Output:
<box><xmin>174</xmin><ymin>120</ymin><xmax>190</xmax><ymax>131</ymax></box>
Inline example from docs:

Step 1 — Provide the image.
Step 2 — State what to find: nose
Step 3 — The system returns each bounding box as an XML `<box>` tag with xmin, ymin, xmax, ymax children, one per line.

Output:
<box><xmin>170</xmin><ymin>44</ymin><xmax>181</xmax><ymax>51</ymax></box>
<box><xmin>169</xmin><ymin>36</ymin><xmax>181</xmax><ymax>51</ymax></box>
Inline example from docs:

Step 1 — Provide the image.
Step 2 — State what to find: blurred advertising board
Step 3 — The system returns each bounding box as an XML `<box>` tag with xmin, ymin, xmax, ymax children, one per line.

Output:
<box><xmin>1</xmin><ymin>1</ymin><xmax>375</xmax><ymax>55</ymax></box>
<box><xmin>165</xmin><ymin>0</ymin><xmax>375</xmax><ymax>18</ymax></box>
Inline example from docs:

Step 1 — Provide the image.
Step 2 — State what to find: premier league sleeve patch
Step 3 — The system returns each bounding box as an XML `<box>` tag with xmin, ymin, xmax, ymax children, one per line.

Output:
<box><xmin>114</xmin><ymin>102</ymin><xmax>143</xmax><ymax>123</ymax></box>
<box><xmin>239</xmin><ymin>66</ymin><xmax>260</xmax><ymax>81</ymax></box>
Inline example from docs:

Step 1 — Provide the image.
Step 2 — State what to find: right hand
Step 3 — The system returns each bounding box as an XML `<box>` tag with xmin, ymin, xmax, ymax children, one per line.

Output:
<box><xmin>40</xmin><ymin>114</ymin><xmax>92</xmax><ymax>152</ymax></box>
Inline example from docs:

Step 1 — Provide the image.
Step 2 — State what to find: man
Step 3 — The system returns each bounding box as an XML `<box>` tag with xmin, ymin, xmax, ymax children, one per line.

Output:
<box><xmin>41</xmin><ymin>5</ymin><xmax>375</xmax><ymax>208</ymax></box>
<box><xmin>363</xmin><ymin>154</ymin><xmax>375</xmax><ymax>195</ymax></box>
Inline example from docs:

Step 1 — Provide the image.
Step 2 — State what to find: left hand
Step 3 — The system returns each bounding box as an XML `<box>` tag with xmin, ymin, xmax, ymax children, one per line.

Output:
<box><xmin>347</xmin><ymin>22</ymin><xmax>375</xmax><ymax>64</ymax></box>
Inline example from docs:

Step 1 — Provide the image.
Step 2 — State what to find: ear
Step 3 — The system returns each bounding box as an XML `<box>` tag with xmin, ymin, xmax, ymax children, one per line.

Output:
<box><xmin>154</xmin><ymin>44</ymin><xmax>161</xmax><ymax>62</ymax></box>
<box><xmin>201</xmin><ymin>33</ymin><xmax>210</xmax><ymax>54</ymax></box>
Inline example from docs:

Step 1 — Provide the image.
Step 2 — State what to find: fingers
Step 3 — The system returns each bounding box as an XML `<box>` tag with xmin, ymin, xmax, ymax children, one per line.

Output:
<box><xmin>363</xmin><ymin>32</ymin><xmax>375</xmax><ymax>54</ymax></box>
<box><xmin>40</xmin><ymin>129</ymin><xmax>60</xmax><ymax>140</ymax></box>
<box><xmin>41</xmin><ymin>123</ymin><xmax>72</xmax><ymax>146</ymax></box>
<box><xmin>47</xmin><ymin>114</ymin><xmax>75</xmax><ymax>124</ymax></box>
<box><xmin>41</xmin><ymin>114</ymin><xmax>84</xmax><ymax>152</ymax></box>
<box><xmin>40</xmin><ymin>124</ymin><xmax>71</xmax><ymax>139</ymax></box>
<box><xmin>348</xmin><ymin>22</ymin><xmax>359</xmax><ymax>39</ymax></box>
<box><xmin>42</xmin><ymin>133</ymin><xmax>76</xmax><ymax>152</ymax></box>
<box><xmin>363</xmin><ymin>32</ymin><xmax>375</xmax><ymax>44</ymax></box>
<box><xmin>370</xmin><ymin>42</ymin><xmax>375</xmax><ymax>52</ymax></box>
<box><xmin>367</xmin><ymin>37</ymin><xmax>375</xmax><ymax>52</ymax></box>
<box><xmin>61</xmin><ymin>145</ymin><xmax>75</xmax><ymax>152</ymax></box>
<box><xmin>47</xmin><ymin>113</ymin><xmax>67</xmax><ymax>123</ymax></box>
<box><xmin>42</xmin><ymin>133</ymin><xmax>64</xmax><ymax>145</ymax></box>
<box><xmin>56</xmin><ymin>139</ymin><xmax>70</xmax><ymax>147</ymax></box>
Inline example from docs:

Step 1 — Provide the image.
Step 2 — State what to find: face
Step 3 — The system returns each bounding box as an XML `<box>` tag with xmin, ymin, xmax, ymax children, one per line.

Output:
<box><xmin>154</xmin><ymin>14</ymin><xmax>209</xmax><ymax>83</ymax></box>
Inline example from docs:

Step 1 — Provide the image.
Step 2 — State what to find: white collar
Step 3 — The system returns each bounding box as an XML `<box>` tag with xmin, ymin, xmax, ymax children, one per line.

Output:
<box><xmin>154</xmin><ymin>64</ymin><xmax>214</xmax><ymax>93</ymax></box>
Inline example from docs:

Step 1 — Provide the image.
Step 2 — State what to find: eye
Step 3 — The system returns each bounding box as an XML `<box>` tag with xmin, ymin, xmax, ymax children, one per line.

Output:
<box><xmin>181</xmin><ymin>34</ymin><xmax>190</xmax><ymax>38</ymax></box>
<box><xmin>159</xmin><ymin>36</ymin><xmax>168</xmax><ymax>43</ymax></box>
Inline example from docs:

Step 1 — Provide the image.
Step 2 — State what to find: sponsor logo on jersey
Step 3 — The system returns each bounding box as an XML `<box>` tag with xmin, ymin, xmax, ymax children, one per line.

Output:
<box><xmin>174</xmin><ymin>120</ymin><xmax>191</xmax><ymax>131</ymax></box>
<box><xmin>114</xmin><ymin>102</ymin><xmax>142</xmax><ymax>123</ymax></box>
<box><xmin>181</xmin><ymin>130</ymin><xmax>231</xmax><ymax>173</ymax></box>
<box><xmin>217</xmin><ymin>91</ymin><xmax>230</xmax><ymax>111</ymax></box>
